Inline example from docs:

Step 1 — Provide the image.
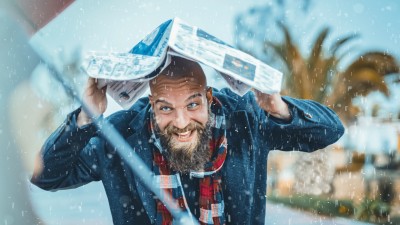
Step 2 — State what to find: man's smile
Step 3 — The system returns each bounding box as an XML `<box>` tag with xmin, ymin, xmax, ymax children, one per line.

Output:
<box><xmin>174</xmin><ymin>130</ymin><xmax>197</xmax><ymax>142</ymax></box>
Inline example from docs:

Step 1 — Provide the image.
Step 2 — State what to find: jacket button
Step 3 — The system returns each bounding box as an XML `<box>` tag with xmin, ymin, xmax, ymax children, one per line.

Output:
<box><xmin>304</xmin><ymin>112</ymin><xmax>313</xmax><ymax>119</ymax></box>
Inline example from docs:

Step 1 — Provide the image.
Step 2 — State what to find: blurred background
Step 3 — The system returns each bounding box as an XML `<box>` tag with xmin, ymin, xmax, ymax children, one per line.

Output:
<box><xmin>1</xmin><ymin>0</ymin><xmax>400</xmax><ymax>224</ymax></box>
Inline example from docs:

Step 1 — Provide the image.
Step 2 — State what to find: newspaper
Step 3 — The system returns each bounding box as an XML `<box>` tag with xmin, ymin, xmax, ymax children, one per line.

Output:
<box><xmin>83</xmin><ymin>17</ymin><xmax>283</xmax><ymax>109</ymax></box>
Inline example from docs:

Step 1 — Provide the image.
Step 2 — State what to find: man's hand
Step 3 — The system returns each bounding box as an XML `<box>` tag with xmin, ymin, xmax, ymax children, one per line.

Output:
<box><xmin>77</xmin><ymin>77</ymin><xmax>107</xmax><ymax>127</ymax></box>
<box><xmin>253</xmin><ymin>89</ymin><xmax>291</xmax><ymax>120</ymax></box>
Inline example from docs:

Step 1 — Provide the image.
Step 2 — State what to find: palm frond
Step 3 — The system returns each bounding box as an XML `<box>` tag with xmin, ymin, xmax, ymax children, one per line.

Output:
<box><xmin>345</xmin><ymin>52</ymin><xmax>400</xmax><ymax>76</ymax></box>
<box><xmin>345</xmin><ymin>68</ymin><xmax>389</xmax><ymax>95</ymax></box>
<box><xmin>277</xmin><ymin>22</ymin><xmax>314</xmax><ymax>99</ymax></box>
<box><xmin>330</xmin><ymin>33</ymin><xmax>360</xmax><ymax>55</ymax></box>
<box><xmin>264</xmin><ymin>41</ymin><xmax>285</xmax><ymax>61</ymax></box>
<box><xmin>308</xmin><ymin>27</ymin><xmax>330</xmax><ymax>69</ymax></box>
<box><xmin>312</xmin><ymin>56</ymin><xmax>338</xmax><ymax>102</ymax></box>
<box><xmin>277</xmin><ymin>22</ymin><xmax>299</xmax><ymax>64</ymax></box>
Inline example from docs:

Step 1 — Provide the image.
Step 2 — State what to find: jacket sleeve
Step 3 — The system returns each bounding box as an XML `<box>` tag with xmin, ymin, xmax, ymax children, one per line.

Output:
<box><xmin>30</xmin><ymin>107</ymin><xmax>102</xmax><ymax>191</ymax></box>
<box><xmin>220</xmin><ymin>88</ymin><xmax>345</xmax><ymax>152</ymax></box>
<box><xmin>257</xmin><ymin>95</ymin><xmax>345</xmax><ymax>152</ymax></box>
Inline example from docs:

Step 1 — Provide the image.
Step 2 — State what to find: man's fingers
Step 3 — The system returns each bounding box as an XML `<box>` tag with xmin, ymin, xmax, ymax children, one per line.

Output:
<box><xmin>86</xmin><ymin>77</ymin><xmax>96</xmax><ymax>86</ymax></box>
<box><xmin>253</xmin><ymin>89</ymin><xmax>271</xmax><ymax>103</ymax></box>
<box><xmin>85</xmin><ymin>77</ymin><xmax>106</xmax><ymax>96</ymax></box>
<box><xmin>253</xmin><ymin>89</ymin><xmax>273</xmax><ymax>99</ymax></box>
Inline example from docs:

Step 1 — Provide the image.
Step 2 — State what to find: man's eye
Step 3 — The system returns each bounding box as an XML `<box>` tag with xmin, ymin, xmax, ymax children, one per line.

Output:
<box><xmin>187</xmin><ymin>102</ymin><xmax>199</xmax><ymax>109</ymax></box>
<box><xmin>159</xmin><ymin>106</ymin><xmax>172</xmax><ymax>112</ymax></box>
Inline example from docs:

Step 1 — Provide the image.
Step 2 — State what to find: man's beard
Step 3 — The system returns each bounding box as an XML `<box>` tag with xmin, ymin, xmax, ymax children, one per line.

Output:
<box><xmin>153</xmin><ymin>115</ymin><xmax>212</xmax><ymax>173</ymax></box>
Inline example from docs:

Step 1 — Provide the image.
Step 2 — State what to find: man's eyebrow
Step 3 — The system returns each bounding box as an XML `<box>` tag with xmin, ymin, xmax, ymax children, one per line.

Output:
<box><xmin>186</xmin><ymin>93</ymin><xmax>203</xmax><ymax>101</ymax></box>
<box><xmin>154</xmin><ymin>99</ymin><xmax>172</xmax><ymax>105</ymax></box>
<box><xmin>154</xmin><ymin>93</ymin><xmax>202</xmax><ymax>105</ymax></box>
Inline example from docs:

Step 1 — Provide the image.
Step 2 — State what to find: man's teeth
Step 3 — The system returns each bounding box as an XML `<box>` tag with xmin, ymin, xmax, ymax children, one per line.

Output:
<box><xmin>178</xmin><ymin>131</ymin><xmax>191</xmax><ymax>138</ymax></box>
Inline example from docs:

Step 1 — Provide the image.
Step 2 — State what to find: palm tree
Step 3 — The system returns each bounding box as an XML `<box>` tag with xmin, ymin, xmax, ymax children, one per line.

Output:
<box><xmin>235</xmin><ymin>1</ymin><xmax>400</xmax><ymax>200</ymax></box>
<box><xmin>265</xmin><ymin>23</ymin><xmax>400</xmax><ymax>123</ymax></box>
<box><xmin>262</xmin><ymin>23</ymin><xmax>400</xmax><ymax>198</ymax></box>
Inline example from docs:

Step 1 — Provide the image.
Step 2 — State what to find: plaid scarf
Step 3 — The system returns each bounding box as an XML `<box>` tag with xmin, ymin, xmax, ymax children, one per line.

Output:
<box><xmin>149</xmin><ymin>97</ymin><xmax>227</xmax><ymax>225</ymax></box>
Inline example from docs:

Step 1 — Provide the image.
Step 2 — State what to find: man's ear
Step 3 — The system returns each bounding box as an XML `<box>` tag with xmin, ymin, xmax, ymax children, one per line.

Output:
<box><xmin>206</xmin><ymin>87</ymin><xmax>213</xmax><ymax>105</ymax></box>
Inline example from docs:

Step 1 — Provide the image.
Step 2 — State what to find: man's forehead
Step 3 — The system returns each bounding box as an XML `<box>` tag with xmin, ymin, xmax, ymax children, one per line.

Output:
<box><xmin>150</xmin><ymin>74</ymin><xmax>206</xmax><ymax>95</ymax></box>
<box><xmin>151</xmin><ymin>85</ymin><xmax>206</xmax><ymax>98</ymax></box>
<box><xmin>154</xmin><ymin>92</ymin><xmax>204</xmax><ymax>103</ymax></box>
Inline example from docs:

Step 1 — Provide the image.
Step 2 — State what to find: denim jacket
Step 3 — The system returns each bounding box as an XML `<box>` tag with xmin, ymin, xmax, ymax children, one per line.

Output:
<box><xmin>31</xmin><ymin>88</ymin><xmax>344</xmax><ymax>225</ymax></box>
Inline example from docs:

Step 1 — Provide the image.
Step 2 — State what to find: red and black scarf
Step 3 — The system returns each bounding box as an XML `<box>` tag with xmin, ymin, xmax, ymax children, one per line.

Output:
<box><xmin>149</xmin><ymin>97</ymin><xmax>227</xmax><ymax>225</ymax></box>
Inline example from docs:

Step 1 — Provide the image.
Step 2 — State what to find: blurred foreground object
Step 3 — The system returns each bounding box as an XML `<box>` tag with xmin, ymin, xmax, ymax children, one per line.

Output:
<box><xmin>0</xmin><ymin>12</ymin><xmax>41</xmax><ymax>224</ymax></box>
<box><xmin>11</xmin><ymin>0</ymin><xmax>74</xmax><ymax>33</ymax></box>
<box><xmin>0</xmin><ymin>0</ymin><xmax>74</xmax><ymax>223</ymax></box>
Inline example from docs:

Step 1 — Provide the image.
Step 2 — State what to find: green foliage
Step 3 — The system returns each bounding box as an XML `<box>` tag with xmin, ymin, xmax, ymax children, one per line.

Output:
<box><xmin>355</xmin><ymin>199</ymin><xmax>391</xmax><ymax>222</ymax></box>
<box><xmin>267</xmin><ymin>194</ymin><xmax>354</xmax><ymax>217</ymax></box>
<box><xmin>268</xmin><ymin>194</ymin><xmax>392</xmax><ymax>223</ymax></box>
<box><xmin>380</xmin><ymin>216</ymin><xmax>400</xmax><ymax>225</ymax></box>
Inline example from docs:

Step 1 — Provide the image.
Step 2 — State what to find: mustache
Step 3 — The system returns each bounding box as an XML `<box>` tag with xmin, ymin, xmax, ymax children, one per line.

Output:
<box><xmin>162</xmin><ymin>121</ymin><xmax>205</xmax><ymax>135</ymax></box>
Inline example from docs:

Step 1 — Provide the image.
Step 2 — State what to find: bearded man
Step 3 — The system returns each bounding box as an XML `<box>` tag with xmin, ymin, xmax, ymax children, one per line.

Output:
<box><xmin>32</xmin><ymin>57</ymin><xmax>344</xmax><ymax>225</ymax></box>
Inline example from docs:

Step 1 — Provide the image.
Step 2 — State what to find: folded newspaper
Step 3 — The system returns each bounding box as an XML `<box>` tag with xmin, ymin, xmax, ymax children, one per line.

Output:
<box><xmin>83</xmin><ymin>17</ymin><xmax>283</xmax><ymax>109</ymax></box>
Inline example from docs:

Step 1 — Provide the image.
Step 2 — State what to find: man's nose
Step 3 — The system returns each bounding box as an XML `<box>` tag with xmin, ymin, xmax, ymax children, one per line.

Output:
<box><xmin>173</xmin><ymin>109</ymin><xmax>190</xmax><ymax>129</ymax></box>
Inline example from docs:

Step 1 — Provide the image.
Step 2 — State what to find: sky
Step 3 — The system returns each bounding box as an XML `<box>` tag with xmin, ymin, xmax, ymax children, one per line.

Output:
<box><xmin>30</xmin><ymin>0</ymin><xmax>267</xmax><ymax>54</ymax></box>
<box><xmin>294</xmin><ymin>0</ymin><xmax>400</xmax><ymax>59</ymax></box>
<box><xmin>30</xmin><ymin>0</ymin><xmax>400</xmax><ymax>58</ymax></box>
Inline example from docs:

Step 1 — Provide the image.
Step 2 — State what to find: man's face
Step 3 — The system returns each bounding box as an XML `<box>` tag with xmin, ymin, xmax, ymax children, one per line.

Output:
<box><xmin>149</xmin><ymin>65</ymin><xmax>213</xmax><ymax>172</ymax></box>
<box><xmin>150</xmin><ymin>77</ymin><xmax>209</xmax><ymax>130</ymax></box>
<box><xmin>150</xmin><ymin>75</ymin><xmax>211</xmax><ymax>145</ymax></box>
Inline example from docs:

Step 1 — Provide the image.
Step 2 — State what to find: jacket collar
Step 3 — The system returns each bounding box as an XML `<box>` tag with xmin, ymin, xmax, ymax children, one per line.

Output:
<box><xmin>128</xmin><ymin>103</ymin><xmax>151</xmax><ymax>132</ymax></box>
<box><xmin>211</xmin><ymin>88</ymin><xmax>238</xmax><ymax>113</ymax></box>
